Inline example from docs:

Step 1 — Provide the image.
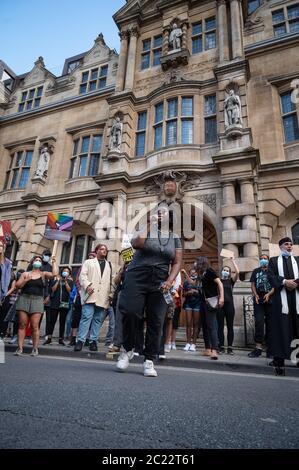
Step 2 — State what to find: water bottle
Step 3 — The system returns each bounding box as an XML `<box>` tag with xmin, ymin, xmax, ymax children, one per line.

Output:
<box><xmin>160</xmin><ymin>282</ymin><xmax>173</xmax><ymax>304</ymax></box>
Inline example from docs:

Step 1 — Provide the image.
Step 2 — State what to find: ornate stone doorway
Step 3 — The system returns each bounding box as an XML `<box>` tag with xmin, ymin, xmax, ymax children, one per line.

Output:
<box><xmin>179</xmin><ymin>218</ymin><xmax>218</xmax><ymax>328</ymax></box>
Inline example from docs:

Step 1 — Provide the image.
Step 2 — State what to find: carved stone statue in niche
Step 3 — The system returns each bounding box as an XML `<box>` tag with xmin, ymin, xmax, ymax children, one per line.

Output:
<box><xmin>169</xmin><ymin>23</ymin><xmax>183</xmax><ymax>51</ymax></box>
<box><xmin>224</xmin><ymin>89</ymin><xmax>242</xmax><ymax>128</ymax></box>
<box><xmin>34</xmin><ymin>145</ymin><xmax>51</xmax><ymax>179</ymax></box>
<box><xmin>108</xmin><ymin>116</ymin><xmax>123</xmax><ymax>152</ymax></box>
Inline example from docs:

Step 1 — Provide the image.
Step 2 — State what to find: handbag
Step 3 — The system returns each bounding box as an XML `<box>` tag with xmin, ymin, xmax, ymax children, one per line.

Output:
<box><xmin>59</xmin><ymin>281</ymin><xmax>69</xmax><ymax>310</ymax></box>
<box><xmin>206</xmin><ymin>296</ymin><xmax>219</xmax><ymax>309</ymax></box>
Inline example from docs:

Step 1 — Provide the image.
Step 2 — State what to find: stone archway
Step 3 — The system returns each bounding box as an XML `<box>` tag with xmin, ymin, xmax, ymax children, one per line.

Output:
<box><xmin>182</xmin><ymin>218</ymin><xmax>219</xmax><ymax>273</ymax></box>
<box><xmin>180</xmin><ymin>217</ymin><xmax>218</xmax><ymax>328</ymax></box>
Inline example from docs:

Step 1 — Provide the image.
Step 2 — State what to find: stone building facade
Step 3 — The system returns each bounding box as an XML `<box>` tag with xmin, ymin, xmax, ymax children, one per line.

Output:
<box><xmin>1</xmin><ymin>0</ymin><xmax>299</xmax><ymax>341</ymax></box>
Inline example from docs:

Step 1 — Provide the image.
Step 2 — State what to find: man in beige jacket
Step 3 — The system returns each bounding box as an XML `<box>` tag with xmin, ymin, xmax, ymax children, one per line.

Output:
<box><xmin>74</xmin><ymin>244</ymin><xmax>112</xmax><ymax>352</ymax></box>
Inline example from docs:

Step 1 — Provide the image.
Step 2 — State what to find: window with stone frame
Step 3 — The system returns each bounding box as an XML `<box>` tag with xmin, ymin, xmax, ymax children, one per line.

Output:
<box><xmin>153</xmin><ymin>96</ymin><xmax>194</xmax><ymax>149</ymax></box>
<box><xmin>280</xmin><ymin>90</ymin><xmax>299</xmax><ymax>143</ymax></box>
<box><xmin>69</xmin><ymin>134</ymin><xmax>102</xmax><ymax>179</ymax></box>
<box><xmin>3</xmin><ymin>149</ymin><xmax>33</xmax><ymax>190</ymax></box>
<box><xmin>18</xmin><ymin>86</ymin><xmax>43</xmax><ymax>112</ymax></box>
<box><xmin>79</xmin><ymin>65</ymin><xmax>108</xmax><ymax>94</ymax></box>
<box><xmin>272</xmin><ymin>3</ymin><xmax>299</xmax><ymax>37</ymax></box>
<box><xmin>140</xmin><ymin>35</ymin><xmax>163</xmax><ymax>70</ymax></box>
<box><xmin>191</xmin><ymin>16</ymin><xmax>216</xmax><ymax>55</ymax></box>
<box><xmin>60</xmin><ymin>234</ymin><xmax>95</xmax><ymax>278</ymax></box>
<box><xmin>135</xmin><ymin>111</ymin><xmax>147</xmax><ymax>157</ymax></box>
<box><xmin>204</xmin><ymin>94</ymin><xmax>217</xmax><ymax>143</ymax></box>
<box><xmin>67</xmin><ymin>60</ymin><xmax>81</xmax><ymax>73</ymax></box>
<box><xmin>248</xmin><ymin>0</ymin><xmax>262</xmax><ymax>15</ymax></box>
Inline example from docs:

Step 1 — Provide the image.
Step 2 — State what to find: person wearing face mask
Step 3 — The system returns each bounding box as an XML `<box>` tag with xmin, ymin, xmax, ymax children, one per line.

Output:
<box><xmin>0</xmin><ymin>239</ymin><xmax>12</xmax><ymax>339</ymax></box>
<box><xmin>44</xmin><ymin>267</ymin><xmax>73</xmax><ymax>346</ymax></box>
<box><xmin>267</xmin><ymin>238</ymin><xmax>299</xmax><ymax>375</ymax></box>
<box><xmin>181</xmin><ymin>269</ymin><xmax>202</xmax><ymax>352</ymax></box>
<box><xmin>14</xmin><ymin>255</ymin><xmax>58</xmax><ymax>356</ymax></box>
<box><xmin>248</xmin><ymin>254</ymin><xmax>275</xmax><ymax>359</ymax></box>
<box><xmin>194</xmin><ymin>256</ymin><xmax>224</xmax><ymax>360</ymax></box>
<box><xmin>217</xmin><ymin>258</ymin><xmax>239</xmax><ymax>355</ymax></box>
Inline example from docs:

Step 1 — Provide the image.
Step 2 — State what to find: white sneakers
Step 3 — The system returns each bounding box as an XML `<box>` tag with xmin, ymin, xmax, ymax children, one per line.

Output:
<box><xmin>116</xmin><ymin>350</ymin><xmax>134</xmax><ymax>371</ymax></box>
<box><xmin>171</xmin><ymin>342</ymin><xmax>176</xmax><ymax>350</ymax></box>
<box><xmin>14</xmin><ymin>348</ymin><xmax>23</xmax><ymax>356</ymax></box>
<box><xmin>143</xmin><ymin>360</ymin><xmax>157</xmax><ymax>377</ymax></box>
<box><xmin>116</xmin><ymin>350</ymin><xmax>158</xmax><ymax>377</ymax></box>
<box><xmin>9</xmin><ymin>335</ymin><xmax>18</xmax><ymax>344</ymax></box>
<box><xmin>183</xmin><ymin>343</ymin><xmax>196</xmax><ymax>351</ymax></box>
<box><xmin>31</xmin><ymin>348</ymin><xmax>39</xmax><ymax>357</ymax></box>
<box><xmin>164</xmin><ymin>343</ymin><xmax>171</xmax><ymax>353</ymax></box>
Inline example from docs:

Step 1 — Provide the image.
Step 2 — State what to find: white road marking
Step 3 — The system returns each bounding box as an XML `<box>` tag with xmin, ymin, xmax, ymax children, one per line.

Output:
<box><xmin>29</xmin><ymin>354</ymin><xmax>299</xmax><ymax>382</ymax></box>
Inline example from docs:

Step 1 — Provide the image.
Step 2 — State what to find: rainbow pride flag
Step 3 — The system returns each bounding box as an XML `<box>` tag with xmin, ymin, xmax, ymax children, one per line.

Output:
<box><xmin>44</xmin><ymin>212</ymin><xmax>73</xmax><ymax>242</ymax></box>
<box><xmin>0</xmin><ymin>220</ymin><xmax>12</xmax><ymax>245</ymax></box>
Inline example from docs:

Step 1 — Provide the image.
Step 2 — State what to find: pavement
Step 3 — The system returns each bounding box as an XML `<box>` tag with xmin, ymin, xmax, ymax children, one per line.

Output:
<box><xmin>3</xmin><ymin>338</ymin><xmax>299</xmax><ymax>377</ymax></box>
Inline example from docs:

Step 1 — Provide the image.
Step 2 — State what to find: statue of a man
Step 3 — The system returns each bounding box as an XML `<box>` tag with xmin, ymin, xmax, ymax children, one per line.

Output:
<box><xmin>108</xmin><ymin>117</ymin><xmax>123</xmax><ymax>152</ymax></box>
<box><xmin>163</xmin><ymin>179</ymin><xmax>177</xmax><ymax>198</ymax></box>
<box><xmin>169</xmin><ymin>23</ymin><xmax>183</xmax><ymax>50</ymax></box>
<box><xmin>35</xmin><ymin>146</ymin><xmax>50</xmax><ymax>178</ymax></box>
<box><xmin>224</xmin><ymin>90</ymin><xmax>242</xmax><ymax>127</ymax></box>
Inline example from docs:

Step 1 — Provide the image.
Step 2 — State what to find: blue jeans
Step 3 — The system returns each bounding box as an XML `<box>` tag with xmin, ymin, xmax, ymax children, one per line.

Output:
<box><xmin>65</xmin><ymin>306</ymin><xmax>73</xmax><ymax>338</ymax></box>
<box><xmin>105</xmin><ymin>307</ymin><xmax>115</xmax><ymax>345</ymax></box>
<box><xmin>77</xmin><ymin>303</ymin><xmax>107</xmax><ymax>343</ymax></box>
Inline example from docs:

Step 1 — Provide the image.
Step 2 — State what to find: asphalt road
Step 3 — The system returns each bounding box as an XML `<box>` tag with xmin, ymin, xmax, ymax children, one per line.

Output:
<box><xmin>1</xmin><ymin>352</ymin><xmax>299</xmax><ymax>449</ymax></box>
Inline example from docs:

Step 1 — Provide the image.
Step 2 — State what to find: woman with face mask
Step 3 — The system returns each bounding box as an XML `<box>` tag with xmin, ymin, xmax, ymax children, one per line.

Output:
<box><xmin>182</xmin><ymin>269</ymin><xmax>202</xmax><ymax>352</ymax></box>
<box><xmin>14</xmin><ymin>254</ymin><xmax>58</xmax><ymax>356</ymax></box>
<box><xmin>248</xmin><ymin>254</ymin><xmax>275</xmax><ymax>358</ymax></box>
<box><xmin>0</xmin><ymin>239</ymin><xmax>12</xmax><ymax>339</ymax></box>
<box><xmin>44</xmin><ymin>267</ymin><xmax>73</xmax><ymax>346</ymax></box>
<box><xmin>194</xmin><ymin>256</ymin><xmax>224</xmax><ymax>360</ymax></box>
<box><xmin>217</xmin><ymin>258</ymin><xmax>239</xmax><ymax>355</ymax></box>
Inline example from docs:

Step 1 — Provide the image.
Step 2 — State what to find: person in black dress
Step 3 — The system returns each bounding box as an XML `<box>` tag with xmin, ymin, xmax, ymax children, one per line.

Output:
<box><xmin>217</xmin><ymin>257</ymin><xmax>239</xmax><ymax>355</ymax></box>
<box><xmin>195</xmin><ymin>257</ymin><xmax>224</xmax><ymax>360</ymax></box>
<box><xmin>44</xmin><ymin>267</ymin><xmax>73</xmax><ymax>346</ymax></box>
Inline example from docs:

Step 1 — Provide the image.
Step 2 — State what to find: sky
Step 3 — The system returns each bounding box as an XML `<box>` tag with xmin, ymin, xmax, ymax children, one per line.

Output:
<box><xmin>0</xmin><ymin>0</ymin><xmax>125</xmax><ymax>76</ymax></box>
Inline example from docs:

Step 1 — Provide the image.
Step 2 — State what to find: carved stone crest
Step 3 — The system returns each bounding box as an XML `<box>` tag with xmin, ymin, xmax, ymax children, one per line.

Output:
<box><xmin>144</xmin><ymin>171</ymin><xmax>201</xmax><ymax>202</ymax></box>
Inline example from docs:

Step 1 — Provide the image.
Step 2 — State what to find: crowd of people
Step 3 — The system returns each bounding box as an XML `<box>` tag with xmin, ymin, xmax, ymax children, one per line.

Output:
<box><xmin>0</xmin><ymin>207</ymin><xmax>298</xmax><ymax>377</ymax></box>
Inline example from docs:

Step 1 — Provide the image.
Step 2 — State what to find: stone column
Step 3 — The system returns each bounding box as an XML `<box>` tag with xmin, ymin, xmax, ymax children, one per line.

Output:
<box><xmin>230</xmin><ymin>0</ymin><xmax>243</xmax><ymax>59</ymax></box>
<box><xmin>240</xmin><ymin>179</ymin><xmax>254</xmax><ymax>204</ymax></box>
<box><xmin>218</xmin><ymin>0</ymin><xmax>229</xmax><ymax>62</ymax></box>
<box><xmin>124</xmin><ymin>27</ymin><xmax>139</xmax><ymax>91</ymax></box>
<box><xmin>17</xmin><ymin>205</ymin><xmax>38</xmax><ymax>268</ymax></box>
<box><xmin>163</xmin><ymin>27</ymin><xmax>170</xmax><ymax>55</ymax></box>
<box><xmin>223</xmin><ymin>181</ymin><xmax>235</xmax><ymax>205</ymax></box>
<box><xmin>222</xmin><ymin>182</ymin><xmax>238</xmax><ymax>257</ymax></box>
<box><xmin>115</xmin><ymin>31</ymin><xmax>129</xmax><ymax>92</ymax></box>
<box><xmin>181</xmin><ymin>22</ymin><xmax>188</xmax><ymax>50</ymax></box>
<box><xmin>240</xmin><ymin>179</ymin><xmax>259</xmax><ymax>278</ymax></box>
